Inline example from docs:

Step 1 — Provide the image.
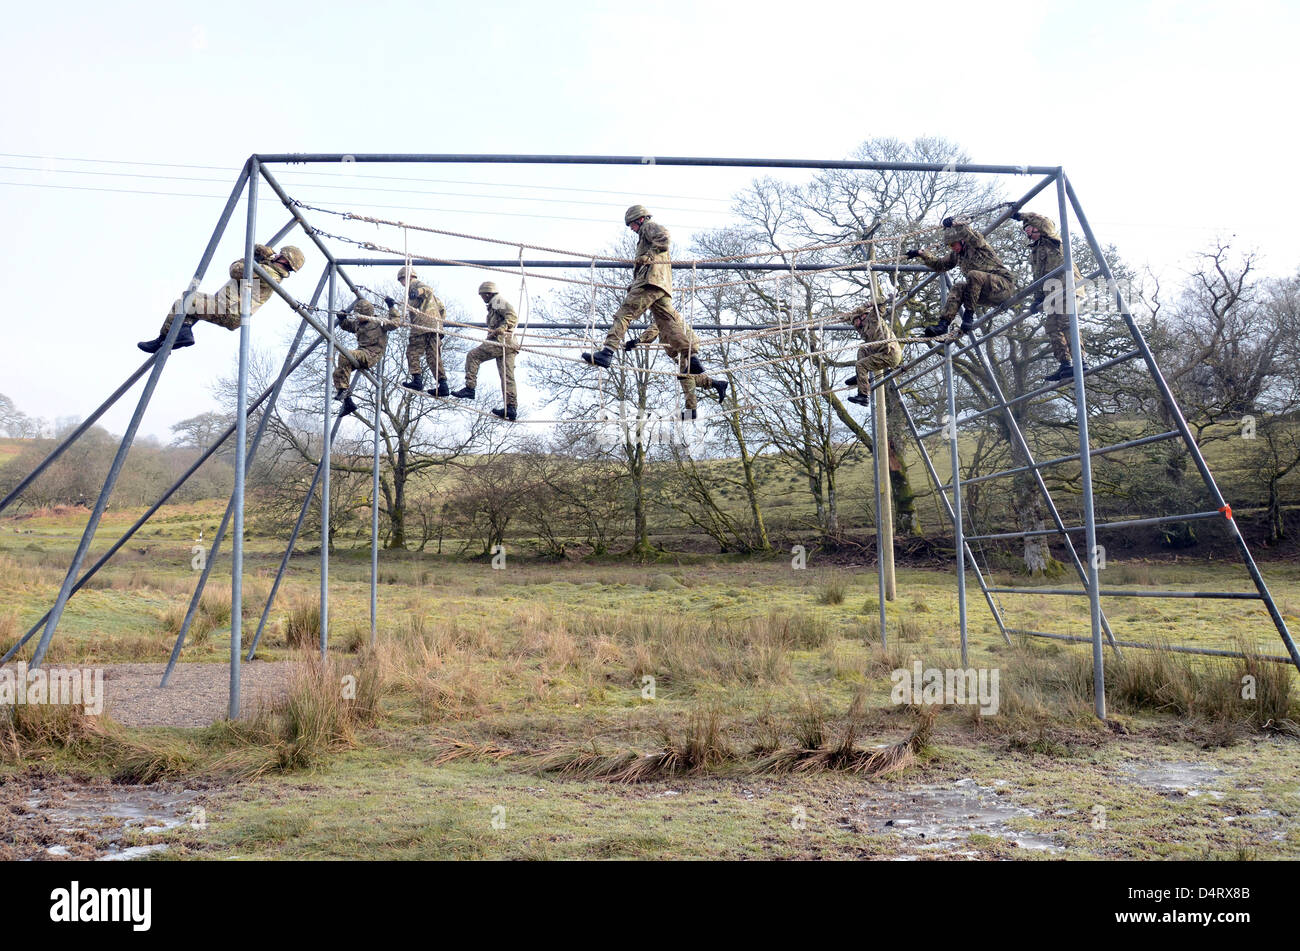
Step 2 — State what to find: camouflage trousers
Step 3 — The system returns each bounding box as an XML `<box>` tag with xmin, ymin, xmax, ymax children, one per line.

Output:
<box><xmin>465</xmin><ymin>339</ymin><xmax>518</xmax><ymax>407</ymax></box>
<box><xmin>854</xmin><ymin>340</ymin><xmax>903</xmax><ymax>395</ymax></box>
<box><xmin>159</xmin><ymin>291</ymin><xmax>241</xmax><ymax>336</ymax></box>
<box><xmin>406</xmin><ymin>332</ymin><xmax>446</xmax><ymax>383</ymax></box>
<box><xmin>1042</xmin><ymin>311</ymin><xmax>1082</xmax><ymax>365</ymax></box>
<box><xmin>333</xmin><ymin>346</ymin><xmax>384</xmax><ymax>391</ymax></box>
<box><xmin>940</xmin><ymin>271</ymin><xmax>1015</xmax><ymax>322</ymax></box>
<box><xmin>604</xmin><ymin>286</ymin><xmax>678</xmax><ymax>350</ymax></box>
<box><xmin>606</xmin><ymin>289</ymin><xmax>711</xmax><ymax>409</ymax></box>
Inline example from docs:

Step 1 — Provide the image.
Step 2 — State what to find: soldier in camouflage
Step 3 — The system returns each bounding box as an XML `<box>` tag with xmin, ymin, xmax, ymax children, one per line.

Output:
<box><xmin>138</xmin><ymin>245</ymin><xmax>305</xmax><ymax>353</ymax></box>
<box><xmin>1014</xmin><ymin>211</ymin><xmax>1088</xmax><ymax>383</ymax></box>
<box><xmin>452</xmin><ymin>282</ymin><xmax>520</xmax><ymax>421</ymax></box>
<box><xmin>385</xmin><ymin>266</ymin><xmax>449</xmax><ymax>397</ymax></box>
<box><xmin>331</xmin><ymin>297</ymin><xmax>389</xmax><ymax>417</ymax></box>
<box><xmin>841</xmin><ymin>298</ymin><xmax>903</xmax><ymax>407</ymax></box>
<box><xmin>906</xmin><ymin>218</ymin><xmax>1015</xmax><ymax>339</ymax></box>
<box><xmin>582</xmin><ymin>205</ymin><xmax>727</xmax><ymax>416</ymax></box>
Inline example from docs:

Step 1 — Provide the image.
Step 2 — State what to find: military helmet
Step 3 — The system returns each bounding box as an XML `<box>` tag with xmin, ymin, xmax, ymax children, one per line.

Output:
<box><xmin>478</xmin><ymin>281</ymin><xmax>498</xmax><ymax>296</ymax></box>
<box><xmin>397</xmin><ymin>266</ymin><xmax>418</xmax><ymax>282</ymax></box>
<box><xmin>280</xmin><ymin>246</ymin><xmax>305</xmax><ymax>271</ymax></box>
<box><xmin>1018</xmin><ymin>212</ymin><xmax>1060</xmax><ymax>241</ymax></box>
<box><xmin>353</xmin><ymin>298</ymin><xmax>375</xmax><ymax>316</ymax></box>
<box><xmin>942</xmin><ymin>224</ymin><xmax>971</xmax><ymax>246</ymax></box>
<box><xmin>624</xmin><ymin>204</ymin><xmax>651</xmax><ymax>225</ymax></box>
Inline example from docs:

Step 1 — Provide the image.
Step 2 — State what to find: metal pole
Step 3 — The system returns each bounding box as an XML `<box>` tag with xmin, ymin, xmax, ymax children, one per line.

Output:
<box><xmin>159</xmin><ymin>314</ymin><xmax>320</xmax><ymax>686</ymax></box>
<box><xmin>0</xmin><ymin>357</ymin><xmax>156</xmax><ymax>515</ymax></box>
<box><xmin>247</xmin><ymin>389</ymin><xmax>353</xmax><ymax>659</ymax></box>
<box><xmin>1065</xmin><ymin>178</ymin><xmax>1300</xmax><ymax>675</ymax></box>
<box><xmin>371</xmin><ymin>364</ymin><xmax>381</xmax><ymax>647</ymax></box>
<box><xmin>5</xmin><ymin>332</ymin><xmax>322</xmax><ymax>666</ymax></box>
<box><xmin>891</xmin><ymin>380</ymin><xmax>1011</xmax><ymax>644</ymax></box>
<box><xmin>1056</xmin><ymin>174</ymin><xmax>1106</xmax><ymax>719</ymax></box>
<box><xmin>27</xmin><ymin>164</ymin><xmax>251</xmax><ymax>669</ymax></box>
<box><xmin>322</xmin><ymin>265</ymin><xmax>335</xmax><ymax>660</ymax></box>
<box><xmin>868</xmin><ymin>372</ymin><xmax>888</xmax><ymax>647</ymax></box>
<box><xmin>944</xmin><ymin>343</ymin><xmax>968</xmax><ymax>666</ymax></box>
<box><xmin>229</xmin><ymin>159</ymin><xmax>260</xmax><ymax>718</ymax></box>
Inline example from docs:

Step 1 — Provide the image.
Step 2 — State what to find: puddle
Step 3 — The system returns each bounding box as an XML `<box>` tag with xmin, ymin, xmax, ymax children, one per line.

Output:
<box><xmin>7</xmin><ymin>784</ymin><xmax>201</xmax><ymax>861</ymax></box>
<box><xmin>850</xmin><ymin>778</ymin><xmax>1061</xmax><ymax>854</ymax></box>
<box><xmin>1121</xmin><ymin>761</ymin><xmax>1226</xmax><ymax>796</ymax></box>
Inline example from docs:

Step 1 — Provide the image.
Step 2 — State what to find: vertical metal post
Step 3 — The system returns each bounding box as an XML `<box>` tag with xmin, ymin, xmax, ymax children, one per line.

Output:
<box><xmin>27</xmin><ymin>164</ymin><xmax>250</xmax><ymax>669</ymax></box>
<box><xmin>944</xmin><ymin>344</ymin><xmax>969</xmax><ymax>665</ymax></box>
<box><xmin>322</xmin><ymin>265</ymin><xmax>335</xmax><ymax>660</ymax></box>
<box><xmin>229</xmin><ymin>159</ymin><xmax>260</xmax><ymax>718</ymax></box>
<box><xmin>371</xmin><ymin>366</ymin><xmax>381</xmax><ymax>647</ymax></box>
<box><xmin>1056</xmin><ymin>174</ymin><xmax>1106</xmax><ymax>719</ymax></box>
<box><xmin>1065</xmin><ymin>178</ymin><xmax>1300</xmax><ymax>674</ymax></box>
<box><xmin>868</xmin><ymin>372</ymin><xmax>888</xmax><ymax>647</ymax></box>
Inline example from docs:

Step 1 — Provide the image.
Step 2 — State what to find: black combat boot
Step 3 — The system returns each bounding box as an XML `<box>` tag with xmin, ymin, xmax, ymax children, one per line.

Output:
<box><xmin>688</xmin><ymin>356</ymin><xmax>705</xmax><ymax>376</ymax></box>
<box><xmin>491</xmin><ymin>406</ymin><xmax>518</xmax><ymax>422</ymax></box>
<box><xmin>712</xmin><ymin>380</ymin><xmax>728</xmax><ymax>402</ymax></box>
<box><xmin>582</xmin><ymin>347</ymin><xmax>615</xmax><ymax>368</ymax></box>
<box><xmin>137</xmin><ymin>323</ymin><xmax>195</xmax><ymax>353</ymax></box>
<box><xmin>958</xmin><ymin>308</ymin><xmax>975</xmax><ymax>335</ymax></box>
<box><xmin>401</xmin><ymin>373</ymin><xmax>424</xmax><ymax>392</ymax></box>
<box><xmin>921</xmin><ymin>319</ymin><xmax>951</xmax><ymax>339</ymax></box>
<box><xmin>843</xmin><ymin>375</ymin><xmax>858</xmax><ymax>387</ymax></box>
<box><xmin>430</xmin><ymin>379</ymin><xmax>450</xmax><ymax>397</ymax></box>
<box><xmin>332</xmin><ymin>388</ymin><xmax>346</xmax><ymax>402</ymax></box>
<box><xmin>847</xmin><ymin>393</ymin><xmax>871</xmax><ymax>406</ymax></box>
<box><xmin>1044</xmin><ymin>362</ymin><xmax>1071</xmax><ymax>383</ymax></box>
<box><xmin>452</xmin><ymin>386</ymin><xmax>476</xmax><ymax>400</ymax></box>
<box><xmin>339</xmin><ymin>395</ymin><xmax>358</xmax><ymax>418</ymax></box>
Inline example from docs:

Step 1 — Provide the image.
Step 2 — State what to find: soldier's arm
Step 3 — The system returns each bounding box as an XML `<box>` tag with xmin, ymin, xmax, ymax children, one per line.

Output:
<box><xmin>495</xmin><ymin>301</ymin><xmax>518</xmax><ymax>337</ymax></box>
<box><xmin>917</xmin><ymin>249</ymin><xmax>956</xmax><ymax>271</ymax></box>
<box><xmin>338</xmin><ymin>315</ymin><xmax>358</xmax><ymax>334</ymax></box>
<box><xmin>641</xmin><ymin>221</ymin><xmax>671</xmax><ymax>253</ymax></box>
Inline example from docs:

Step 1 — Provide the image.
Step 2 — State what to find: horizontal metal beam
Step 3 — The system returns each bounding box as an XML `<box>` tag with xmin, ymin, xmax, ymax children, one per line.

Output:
<box><xmin>334</xmin><ymin>257</ymin><xmax>930</xmax><ymax>273</ymax></box>
<box><xmin>256</xmin><ymin>153</ymin><xmax>1060</xmax><ymax>176</ymax></box>
<box><xmin>966</xmin><ymin>509</ymin><xmax>1224</xmax><ymax>543</ymax></box>
<box><xmin>1006</xmin><ymin>629</ymin><xmax>1293</xmax><ymax>664</ymax></box>
<box><xmin>987</xmin><ymin>588</ymin><xmax>1262</xmax><ymax>600</ymax></box>
<box><xmin>956</xmin><ymin>430</ymin><xmax>1181</xmax><ymax>489</ymax></box>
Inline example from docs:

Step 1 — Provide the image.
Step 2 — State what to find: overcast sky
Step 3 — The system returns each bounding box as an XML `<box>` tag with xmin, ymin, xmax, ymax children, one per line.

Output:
<box><xmin>3</xmin><ymin>0</ymin><xmax>1296</xmax><ymax>440</ymax></box>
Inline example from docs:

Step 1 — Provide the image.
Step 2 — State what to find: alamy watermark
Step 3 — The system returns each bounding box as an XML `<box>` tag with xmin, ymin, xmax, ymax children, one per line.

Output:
<box><xmin>890</xmin><ymin>661</ymin><xmax>1000</xmax><ymax>715</ymax></box>
<box><xmin>0</xmin><ymin>662</ymin><xmax>104</xmax><ymax>715</ymax></box>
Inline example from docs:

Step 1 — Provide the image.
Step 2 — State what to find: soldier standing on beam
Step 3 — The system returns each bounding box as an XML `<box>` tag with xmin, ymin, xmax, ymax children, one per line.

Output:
<box><xmin>452</xmin><ymin>281</ymin><xmax>520</xmax><ymax>421</ymax></box>
<box><xmin>385</xmin><ymin>266</ymin><xmax>449</xmax><ymax>397</ymax></box>
<box><xmin>582</xmin><ymin>204</ymin><xmax>727</xmax><ymax>416</ymax></box>
<box><xmin>1014</xmin><ymin>211</ymin><xmax>1089</xmax><ymax>383</ymax></box>
<box><xmin>332</xmin><ymin>297</ymin><xmax>389</xmax><ymax>418</ymax></box>
<box><xmin>138</xmin><ymin>245</ymin><xmax>305</xmax><ymax>353</ymax></box>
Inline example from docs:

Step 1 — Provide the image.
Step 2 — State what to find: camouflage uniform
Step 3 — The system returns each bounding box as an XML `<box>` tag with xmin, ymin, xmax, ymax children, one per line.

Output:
<box><xmin>916</xmin><ymin>223</ymin><xmax>1015</xmax><ymax>323</ymax></box>
<box><xmin>463</xmin><ymin>293</ymin><xmax>519</xmax><ymax>406</ymax></box>
<box><xmin>849</xmin><ymin>303</ymin><xmax>902</xmax><ymax>396</ymax></box>
<box><xmin>1019</xmin><ymin>212</ymin><xmax>1084</xmax><ymax>365</ymax></box>
<box><xmin>332</xmin><ymin>299</ymin><xmax>389</xmax><ymax>391</ymax></box>
<box><xmin>604</xmin><ymin>219</ymin><xmax>679</xmax><ymax>350</ymax></box>
<box><xmin>392</xmin><ymin>280</ymin><xmax>447</xmax><ymax>386</ymax></box>
<box><xmin>636</xmin><ymin>315</ymin><xmax>712</xmax><ymax>411</ymax></box>
<box><xmin>159</xmin><ymin>245</ymin><xmax>293</xmax><ymax>335</ymax></box>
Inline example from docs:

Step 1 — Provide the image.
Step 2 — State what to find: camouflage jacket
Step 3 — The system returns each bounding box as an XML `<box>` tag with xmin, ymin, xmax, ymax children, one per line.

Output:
<box><xmin>631</xmin><ymin>220</ymin><xmax>673</xmax><ymax>294</ymax></box>
<box><xmin>916</xmin><ymin>224</ymin><xmax>1014</xmax><ymax>283</ymax></box>
<box><xmin>848</xmin><ymin>303</ymin><xmax>897</xmax><ymax>346</ymax></box>
<box><xmin>207</xmin><ymin>245</ymin><xmax>290</xmax><ymax>317</ymax></box>
<box><xmin>389</xmin><ymin>280</ymin><xmax>444</xmax><ymax>335</ymax></box>
<box><xmin>1019</xmin><ymin>213</ymin><xmax>1084</xmax><ymax>311</ymax></box>
<box><xmin>339</xmin><ymin>307</ymin><xmax>389</xmax><ymax>354</ymax></box>
<box><xmin>483</xmin><ymin>294</ymin><xmax>518</xmax><ymax>343</ymax></box>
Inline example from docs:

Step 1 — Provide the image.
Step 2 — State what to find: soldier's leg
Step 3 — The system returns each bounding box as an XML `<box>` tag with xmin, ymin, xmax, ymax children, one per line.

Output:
<box><xmin>333</xmin><ymin>350</ymin><xmax>355</xmax><ymax>391</ymax></box>
<box><xmin>603</xmin><ymin>287</ymin><xmax>660</xmax><ymax>351</ymax></box>
<box><xmin>939</xmin><ymin>283</ymin><xmax>964</xmax><ymax>322</ymax></box>
<box><xmin>406</xmin><ymin>334</ymin><xmax>425</xmax><ymax>378</ymax></box>
<box><xmin>676</xmin><ymin>353</ymin><xmax>699</xmax><ymax>411</ymax></box>
<box><xmin>855</xmin><ymin>346</ymin><xmax>871</xmax><ymax>395</ymax></box>
<box><xmin>501</xmin><ymin>347</ymin><xmax>517</xmax><ymax>406</ymax></box>
<box><xmin>432</xmin><ymin>332</ymin><xmax>447</xmax><ymax>385</ymax></box>
<box><xmin>1044</xmin><ymin>312</ymin><xmax>1072</xmax><ymax>364</ymax></box>
<box><xmin>464</xmin><ymin>343</ymin><xmax>489</xmax><ymax>389</ymax></box>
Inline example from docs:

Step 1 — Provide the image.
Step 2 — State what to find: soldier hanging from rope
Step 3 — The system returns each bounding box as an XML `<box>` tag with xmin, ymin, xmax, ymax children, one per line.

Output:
<box><xmin>138</xmin><ymin>245</ymin><xmax>305</xmax><ymax>353</ymax></box>
<box><xmin>1013</xmin><ymin>211</ymin><xmax>1089</xmax><ymax>384</ymax></box>
<box><xmin>331</xmin><ymin>297</ymin><xmax>389</xmax><ymax>418</ymax></box>
<box><xmin>452</xmin><ymin>282</ymin><xmax>520</xmax><ymax>421</ymax></box>
<box><xmin>384</xmin><ymin>266</ymin><xmax>449</xmax><ymax>397</ymax></box>
<box><xmin>582</xmin><ymin>205</ymin><xmax>727</xmax><ymax>417</ymax></box>
<box><xmin>905</xmin><ymin>217</ymin><xmax>1015</xmax><ymax>340</ymax></box>
<box><xmin>842</xmin><ymin>295</ymin><xmax>903</xmax><ymax>407</ymax></box>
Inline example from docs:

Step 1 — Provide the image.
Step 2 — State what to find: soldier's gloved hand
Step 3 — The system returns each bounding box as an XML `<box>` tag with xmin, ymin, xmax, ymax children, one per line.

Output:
<box><xmin>905</xmin><ymin>249</ymin><xmax>921</xmax><ymax>259</ymax></box>
<box><xmin>623</xmin><ymin>339</ymin><xmax>639</xmax><ymax>352</ymax></box>
<box><xmin>941</xmin><ymin>217</ymin><xmax>954</xmax><ymax>228</ymax></box>
<box><xmin>1011</xmin><ymin>211</ymin><xmax>1023</xmax><ymax>221</ymax></box>
<box><xmin>384</xmin><ymin>296</ymin><xmax>396</xmax><ymax>308</ymax></box>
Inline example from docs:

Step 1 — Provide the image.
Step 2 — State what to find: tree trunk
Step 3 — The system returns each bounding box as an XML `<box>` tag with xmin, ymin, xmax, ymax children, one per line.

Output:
<box><xmin>389</xmin><ymin>443</ymin><xmax>408</xmax><ymax>549</ymax></box>
<box><xmin>886</xmin><ymin>389</ymin><xmax>921</xmax><ymax>536</ymax></box>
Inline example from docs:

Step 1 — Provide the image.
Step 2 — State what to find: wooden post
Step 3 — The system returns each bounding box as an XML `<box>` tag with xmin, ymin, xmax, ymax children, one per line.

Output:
<box><xmin>866</xmin><ymin>241</ymin><xmax>896</xmax><ymax>601</ymax></box>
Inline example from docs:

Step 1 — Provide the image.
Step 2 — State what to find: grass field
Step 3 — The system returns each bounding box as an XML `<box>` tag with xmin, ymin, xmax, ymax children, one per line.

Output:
<box><xmin>1</xmin><ymin>504</ymin><xmax>1298</xmax><ymax>860</ymax></box>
